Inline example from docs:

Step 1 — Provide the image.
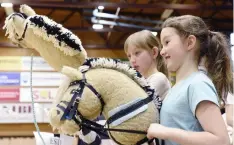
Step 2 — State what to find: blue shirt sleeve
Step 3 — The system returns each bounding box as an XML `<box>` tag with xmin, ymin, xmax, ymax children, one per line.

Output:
<box><xmin>188</xmin><ymin>81</ymin><xmax>219</xmax><ymax>116</ymax></box>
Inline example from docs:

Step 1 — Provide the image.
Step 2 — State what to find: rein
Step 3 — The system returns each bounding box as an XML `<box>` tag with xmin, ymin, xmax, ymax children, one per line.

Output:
<box><xmin>74</xmin><ymin>115</ymin><xmax>148</xmax><ymax>135</ymax></box>
<box><xmin>72</xmin><ymin>116</ymin><xmax>158</xmax><ymax>145</ymax></box>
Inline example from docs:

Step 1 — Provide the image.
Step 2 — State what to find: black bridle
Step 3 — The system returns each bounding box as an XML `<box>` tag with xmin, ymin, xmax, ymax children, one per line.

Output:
<box><xmin>8</xmin><ymin>13</ymin><xmax>28</xmax><ymax>42</ymax></box>
<box><xmin>56</xmin><ymin>72</ymin><xmax>160</xmax><ymax>145</ymax></box>
<box><xmin>57</xmin><ymin>73</ymin><xmax>105</xmax><ymax>121</ymax></box>
<box><xmin>17</xmin><ymin>22</ymin><xmax>28</xmax><ymax>41</ymax></box>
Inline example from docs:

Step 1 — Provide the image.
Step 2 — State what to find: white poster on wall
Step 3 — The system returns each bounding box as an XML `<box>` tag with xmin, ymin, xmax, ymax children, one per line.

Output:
<box><xmin>21</xmin><ymin>56</ymin><xmax>55</xmax><ymax>71</ymax></box>
<box><xmin>20</xmin><ymin>88</ymin><xmax>58</xmax><ymax>102</ymax></box>
<box><xmin>20</xmin><ymin>72</ymin><xmax>65</xmax><ymax>86</ymax></box>
<box><xmin>34</xmin><ymin>132</ymin><xmax>74</xmax><ymax>145</ymax></box>
<box><xmin>0</xmin><ymin>103</ymin><xmax>44</xmax><ymax>123</ymax></box>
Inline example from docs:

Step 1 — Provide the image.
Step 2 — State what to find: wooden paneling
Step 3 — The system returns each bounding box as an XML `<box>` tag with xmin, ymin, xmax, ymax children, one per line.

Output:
<box><xmin>0</xmin><ymin>123</ymin><xmax>54</xmax><ymax>137</ymax></box>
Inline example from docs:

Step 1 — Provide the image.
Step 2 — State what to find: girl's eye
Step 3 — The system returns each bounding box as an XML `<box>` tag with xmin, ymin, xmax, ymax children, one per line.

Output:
<box><xmin>135</xmin><ymin>51</ymin><xmax>140</xmax><ymax>56</ymax></box>
<box><xmin>165</xmin><ymin>40</ymin><xmax>170</xmax><ymax>45</ymax></box>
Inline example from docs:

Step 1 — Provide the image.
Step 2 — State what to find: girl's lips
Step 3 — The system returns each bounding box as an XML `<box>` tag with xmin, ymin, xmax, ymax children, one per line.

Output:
<box><xmin>165</xmin><ymin>56</ymin><xmax>170</xmax><ymax>59</ymax></box>
<box><xmin>133</xmin><ymin>66</ymin><xmax>139</xmax><ymax>70</ymax></box>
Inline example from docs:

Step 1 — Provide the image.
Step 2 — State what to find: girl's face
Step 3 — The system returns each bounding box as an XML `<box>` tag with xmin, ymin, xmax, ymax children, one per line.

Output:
<box><xmin>160</xmin><ymin>27</ymin><xmax>188</xmax><ymax>72</ymax></box>
<box><xmin>126</xmin><ymin>45</ymin><xmax>157</xmax><ymax>77</ymax></box>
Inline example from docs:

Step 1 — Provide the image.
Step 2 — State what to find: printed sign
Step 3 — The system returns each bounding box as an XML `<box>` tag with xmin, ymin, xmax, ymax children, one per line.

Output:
<box><xmin>21</xmin><ymin>56</ymin><xmax>54</xmax><ymax>71</ymax></box>
<box><xmin>20</xmin><ymin>72</ymin><xmax>65</xmax><ymax>86</ymax></box>
<box><xmin>34</xmin><ymin>132</ymin><xmax>74</xmax><ymax>145</ymax></box>
<box><xmin>0</xmin><ymin>103</ymin><xmax>44</xmax><ymax>123</ymax></box>
<box><xmin>20</xmin><ymin>88</ymin><xmax>58</xmax><ymax>102</ymax></box>
<box><xmin>0</xmin><ymin>56</ymin><xmax>54</xmax><ymax>71</ymax></box>
<box><xmin>0</xmin><ymin>72</ymin><xmax>20</xmax><ymax>86</ymax></box>
<box><xmin>0</xmin><ymin>56</ymin><xmax>21</xmax><ymax>71</ymax></box>
<box><xmin>0</xmin><ymin>88</ymin><xmax>20</xmax><ymax>101</ymax></box>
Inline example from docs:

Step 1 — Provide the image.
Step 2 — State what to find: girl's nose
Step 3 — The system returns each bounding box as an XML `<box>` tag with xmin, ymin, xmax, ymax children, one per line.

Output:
<box><xmin>130</xmin><ymin>56</ymin><xmax>136</xmax><ymax>65</ymax></box>
<box><xmin>160</xmin><ymin>48</ymin><xmax>166</xmax><ymax>56</ymax></box>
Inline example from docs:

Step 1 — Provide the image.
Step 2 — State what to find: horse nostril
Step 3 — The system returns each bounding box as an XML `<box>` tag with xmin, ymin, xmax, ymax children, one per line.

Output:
<box><xmin>56</xmin><ymin>110</ymin><xmax>60</xmax><ymax>115</ymax></box>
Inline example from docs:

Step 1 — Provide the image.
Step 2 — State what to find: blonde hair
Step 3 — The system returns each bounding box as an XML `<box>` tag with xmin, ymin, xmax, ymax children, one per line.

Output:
<box><xmin>162</xmin><ymin>15</ymin><xmax>233</xmax><ymax>106</ymax></box>
<box><xmin>124</xmin><ymin>30</ymin><xmax>168</xmax><ymax>76</ymax></box>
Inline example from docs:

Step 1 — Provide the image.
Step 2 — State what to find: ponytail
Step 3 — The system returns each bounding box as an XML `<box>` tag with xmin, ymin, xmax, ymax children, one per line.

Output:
<box><xmin>205</xmin><ymin>31</ymin><xmax>232</xmax><ymax>106</ymax></box>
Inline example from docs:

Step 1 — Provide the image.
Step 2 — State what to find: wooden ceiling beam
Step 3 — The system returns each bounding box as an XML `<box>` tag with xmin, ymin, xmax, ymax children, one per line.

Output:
<box><xmin>60</xmin><ymin>10</ymin><xmax>76</xmax><ymax>24</ymax></box>
<box><xmin>7</xmin><ymin>1</ymin><xmax>232</xmax><ymax>10</ymax></box>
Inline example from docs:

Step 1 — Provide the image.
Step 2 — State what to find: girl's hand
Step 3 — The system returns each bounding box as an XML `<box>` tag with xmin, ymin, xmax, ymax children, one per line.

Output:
<box><xmin>147</xmin><ymin>123</ymin><xmax>169</xmax><ymax>140</ymax></box>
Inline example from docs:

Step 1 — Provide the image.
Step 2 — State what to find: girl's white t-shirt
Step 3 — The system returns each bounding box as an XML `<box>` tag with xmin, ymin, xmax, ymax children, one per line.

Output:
<box><xmin>147</xmin><ymin>72</ymin><xmax>171</xmax><ymax>100</ymax></box>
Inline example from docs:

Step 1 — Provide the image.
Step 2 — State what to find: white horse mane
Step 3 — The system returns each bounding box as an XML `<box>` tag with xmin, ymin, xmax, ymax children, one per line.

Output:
<box><xmin>3</xmin><ymin>16</ymin><xmax>19</xmax><ymax>44</ymax></box>
<box><xmin>79</xmin><ymin>57</ymin><xmax>162</xmax><ymax>109</ymax></box>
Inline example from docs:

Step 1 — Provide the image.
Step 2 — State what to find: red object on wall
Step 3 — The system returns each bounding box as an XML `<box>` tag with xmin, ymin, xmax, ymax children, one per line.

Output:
<box><xmin>0</xmin><ymin>88</ymin><xmax>20</xmax><ymax>101</ymax></box>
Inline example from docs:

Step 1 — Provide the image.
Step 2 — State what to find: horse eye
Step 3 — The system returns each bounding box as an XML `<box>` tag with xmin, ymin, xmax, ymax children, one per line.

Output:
<box><xmin>70</xmin><ymin>89</ymin><xmax>77</xmax><ymax>94</ymax></box>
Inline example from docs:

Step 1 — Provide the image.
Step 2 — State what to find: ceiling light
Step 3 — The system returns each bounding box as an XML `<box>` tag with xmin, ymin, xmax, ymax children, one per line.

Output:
<box><xmin>92</xmin><ymin>24</ymin><xmax>103</xmax><ymax>30</ymax></box>
<box><xmin>1</xmin><ymin>3</ymin><xmax>13</xmax><ymax>8</ymax></box>
<box><xmin>98</xmin><ymin>6</ymin><xmax>104</xmax><ymax>10</ymax></box>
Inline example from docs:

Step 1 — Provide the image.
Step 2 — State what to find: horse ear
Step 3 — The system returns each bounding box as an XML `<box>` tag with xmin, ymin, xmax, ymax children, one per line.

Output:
<box><xmin>20</xmin><ymin>4</ymin><xmax>36</xmax><ymax>16</ymax></box>
<box><xmin>61</xmin><ymin>66</ymin><xmax>83</xmax><ymax>80</ymax></box>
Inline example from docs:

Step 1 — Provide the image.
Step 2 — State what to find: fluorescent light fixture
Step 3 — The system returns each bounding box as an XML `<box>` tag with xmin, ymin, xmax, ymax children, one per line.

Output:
<box><xmin>231</xmin><ymin>33</ymin><xmax>234</xmax><ymax>45</ymax></box>
<box><xmin>151</xmin><ymin>31</ymin><xmax>157</xmax><ymax>36</ymax></box>
<box><xmin>1</xmin><ymin>3</ymin><xmax>13</xmax><ymax>7</ymax></box>
<box><xmin>98</xmin><ymin>6</ymin><xmax>104</xmax><ymax>10</ymax></box>
<box><xmin>92</xmin><ymin>24</ymin><xmax>103</xmax><ymax>29</ymax></box>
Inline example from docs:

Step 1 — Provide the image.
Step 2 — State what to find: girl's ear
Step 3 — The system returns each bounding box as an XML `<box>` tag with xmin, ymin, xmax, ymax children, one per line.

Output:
<box><xmin>152</xmin><ymin>46</ymin><xmax>159</xmax><ymax>59</ymax></box>
<box><xmin>187</xmin><ymin>35</ymin><xmax>197</xmax><ymax>51</ymax></box>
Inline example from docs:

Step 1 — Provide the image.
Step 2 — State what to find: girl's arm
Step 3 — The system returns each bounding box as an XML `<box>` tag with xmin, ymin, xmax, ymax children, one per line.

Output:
<box><xmin>147</xmin><ymin>101</ymin><xmax>230</xmax><ymax>145</ymax></box>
